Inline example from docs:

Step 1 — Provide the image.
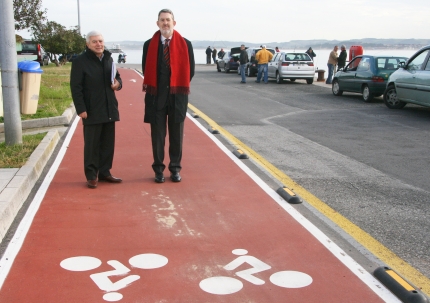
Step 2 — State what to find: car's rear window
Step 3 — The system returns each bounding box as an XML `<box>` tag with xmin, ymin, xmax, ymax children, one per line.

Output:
<box><xmin>376</xmin><ymin>57</ymin><xmax>407</xmax><ymax>70</ymax></box>
<box><xmin>22</xmin><ymin>43</ymin><xmax>38</xmax><ymax>52</ymax></box>
<box><xmin>285</xmin><ymin>53</ymin><xmax>311</xmax><ymax>61</ymax></box>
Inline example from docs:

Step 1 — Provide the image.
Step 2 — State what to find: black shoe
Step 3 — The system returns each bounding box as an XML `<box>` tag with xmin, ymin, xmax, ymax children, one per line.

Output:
<box><xmin>170</xmin><ymin>172</ymin><xmax>181</xmax><ymax>182</ymax></box>
<box><xmin>99</xmin><ymin>175</ymin><xmax>122</xmax><ymax>183</ymax></box>
<box><xmin>155</xmin><ymin>173</ymin><xmax>165</xmax><ymax>183</ymax></box>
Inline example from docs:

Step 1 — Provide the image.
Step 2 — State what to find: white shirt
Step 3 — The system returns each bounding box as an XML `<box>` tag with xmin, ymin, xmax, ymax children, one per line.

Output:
<box><xmin>160</xmin><ymin>34</ymin><xmax>173</xmax><ymax>46</ymax></box>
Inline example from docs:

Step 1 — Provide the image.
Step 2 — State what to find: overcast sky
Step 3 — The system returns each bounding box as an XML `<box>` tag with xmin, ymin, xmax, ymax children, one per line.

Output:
<box><xmin>17</xmin><ymin>0</ymin><xmax>430</xmax><ymax>43</ymax></box>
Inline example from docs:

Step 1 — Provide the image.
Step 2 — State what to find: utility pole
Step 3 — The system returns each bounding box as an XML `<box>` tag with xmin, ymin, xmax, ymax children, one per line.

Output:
<box><xmin>77</xmin><ymin>0</ymin><xmax>81</xmax><ymax>35</ymax></box>
<box><xmin>0</xmin><ymin>0</ymin><xmax>23</xmax><ymax>145</ymax></box>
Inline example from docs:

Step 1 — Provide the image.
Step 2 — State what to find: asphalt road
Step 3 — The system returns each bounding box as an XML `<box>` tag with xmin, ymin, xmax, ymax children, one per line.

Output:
<box><xmin>184</xmin><ymin>65</ymin><xmax>430</xmax><ymax>281</ymax></box>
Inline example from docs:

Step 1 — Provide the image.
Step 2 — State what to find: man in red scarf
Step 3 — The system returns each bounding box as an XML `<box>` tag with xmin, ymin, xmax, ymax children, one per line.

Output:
<box><xmin>142</xmin><ymin>9</ymin><xmax>195</xmax><ymax>183</ymax></box>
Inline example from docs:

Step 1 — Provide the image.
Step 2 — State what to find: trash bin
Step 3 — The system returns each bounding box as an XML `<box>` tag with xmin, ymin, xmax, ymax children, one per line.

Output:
<box><xmin>17</xmin><ymin>61</ymin><xmax>43</xmax><ymax>115</ymax></box>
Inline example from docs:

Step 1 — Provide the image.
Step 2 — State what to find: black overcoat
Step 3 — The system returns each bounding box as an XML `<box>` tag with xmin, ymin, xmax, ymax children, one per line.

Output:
<box><xmin>70</xmin><ymin>48</ymin><xmax>122</xmax><ymax>125</ymax></box>
<box><xmin>141</xmin><ymin>37</ymin><xmax>195</xmax><ymax>124</ymax></box>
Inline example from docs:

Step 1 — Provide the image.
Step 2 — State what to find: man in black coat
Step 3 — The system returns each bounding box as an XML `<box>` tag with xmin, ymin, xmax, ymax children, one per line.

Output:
<box><xmin>205</xmin><ymin>46</ymin><xmax>212</xmax><ymax>64</ymax></box>
<box><xmin>338</xmin><ymin>45</ymin><xmax>347</xmax><ymax>71</ymax></box>
<box><xmin>70</xmin><ymin>30</ymin><xmax>123</xmax><ymax>189</ymax></box>
<box><xmin>142</xmin><ymin>9</ymin><xmax>195</xmax><ymax>183</ymax></box>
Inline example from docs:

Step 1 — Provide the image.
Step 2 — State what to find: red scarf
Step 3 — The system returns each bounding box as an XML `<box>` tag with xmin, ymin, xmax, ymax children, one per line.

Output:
<box><xmin>143</xmin><ymin>30</ymin><xmax>190</xmax><ymax>95</ymax></box>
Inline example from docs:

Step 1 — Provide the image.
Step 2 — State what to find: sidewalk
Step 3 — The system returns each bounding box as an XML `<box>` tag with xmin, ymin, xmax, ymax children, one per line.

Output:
<box><xmin>0</xmin><ymin>68</ymin><xmax>399</xmax><ymax>302</ymax></box>
<box><xmin>0</xmin><ymin>104</ymin><xmax>76</xmax><ymax>240</ymax></box>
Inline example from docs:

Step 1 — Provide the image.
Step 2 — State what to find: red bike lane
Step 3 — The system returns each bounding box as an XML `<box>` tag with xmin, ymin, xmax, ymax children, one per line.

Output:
<box><xmin>0</xmin><ymin>68</ymin><xmax>399</xmax><ymax>302</ymax></box>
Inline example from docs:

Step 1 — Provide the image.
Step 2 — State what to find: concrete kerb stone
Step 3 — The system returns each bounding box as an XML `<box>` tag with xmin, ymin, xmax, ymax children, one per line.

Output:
<box><xmin>0</xmin><ymin>130</ymin><xmax>60</xmax><ymax>240</ymax></box>
<box><xmin>0</xmin><ymin>103</ymin><xmax>76</xmax><ymax>133</ymax></box>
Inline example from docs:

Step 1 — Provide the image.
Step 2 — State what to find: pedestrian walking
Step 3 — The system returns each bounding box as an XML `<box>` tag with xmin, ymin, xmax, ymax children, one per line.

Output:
<box><xmin>239</xmin><ymin>44</ymin><xmax>248</xmax><ymax>83</ymax></box>
<box><xmin>255</xmin><ymin>45</ymin><xmax>273</xmax><ymax>84</ymax></box>
<box><xmin>70</xmin><ymin>30</ymin><xmax>123</xmax><ymax>189</ymax></box>
<box><xmin>326</xmin><ymin>45</ymin><xmax>338</xmax><ymax>84</ymax></box>
<box><xmin>141</xmin><ymin>8</ymin><xmax>195</xmax><ymax>183</ymax></box>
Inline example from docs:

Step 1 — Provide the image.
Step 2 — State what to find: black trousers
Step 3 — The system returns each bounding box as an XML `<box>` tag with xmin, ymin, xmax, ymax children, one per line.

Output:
<box><xmin>150</xmin><ymin>98</ymin><xmax>184</xmax><ymax>174</ymax></box>
<box><xmin>83</xmin><ymin>122</ymin><xmax>115</xmax><ymax>180</ymax></box>
<box><xmin>206</xmin><ymin>55</ymin><xmax>211</xmax><ymax>64</ymax></box>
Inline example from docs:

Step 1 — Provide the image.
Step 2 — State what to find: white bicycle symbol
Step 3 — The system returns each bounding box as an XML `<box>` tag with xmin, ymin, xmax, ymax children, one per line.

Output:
<box><xmin>199</xmin><ymin>249</ymin><xmax>313</xmax><ymax>295</ymax></box>
<box><xmin>60</xmin><ymin>253</ymin><xmax>168</xmax><ymax>302</ymax></box>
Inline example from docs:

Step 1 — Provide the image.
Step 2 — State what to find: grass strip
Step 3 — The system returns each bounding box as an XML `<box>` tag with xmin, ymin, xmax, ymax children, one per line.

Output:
<box><xmin>0</xmin><ymin>133</ymin><xmax>46</xmax><ymax>168</ymax></box>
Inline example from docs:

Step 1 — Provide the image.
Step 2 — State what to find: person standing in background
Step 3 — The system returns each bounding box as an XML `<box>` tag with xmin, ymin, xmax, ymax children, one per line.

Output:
<box><xmin>337</xmin><ymin>45</ymin><xmax>347</xmax><ymax>71</ymax></box>
<box><xmin>218</xmin><ymin>48</ymin><xmax>225</xmax><ymax>59</ymax></box>
<box><xmin>239</xmin><ymin>44</ymin><xmax>248</xmax><ymax>84</ymax></box>
<box><xmin>70</xmin><ymin>30</ymin><xmax>123</xmax><ymax>189</ymax></box>
<box><xmin>305</xmin><ymin>47</ymin><xmax>316</xmax><ymax>60</ymax></box>
<box><xmin>275</xmin><ymin>46</ymin><xmax>280</xmax><ymax>52</ymax></box>
<box><xmin>326</xmin><ymin>45</ymin><xmax>338</xmax><ymax>84</ymax></box>
<box><xmin>255</xmin><ymin>45</ymin><xmax>273</xmax><ymax>84</ymax></box>
<box><xmin>141</xmin><ymin>8</ymin><xmax>195</xmax><ymax>183</ymax></box>
<box><xmin>212</xmin><ymin>47</ymin><xmax>217</xmax><ymax>64</ymax></box>
<box><xmin>205</xmin><ymin>46</ymin><xmax>212</xmax><ymax>64</ymax></box>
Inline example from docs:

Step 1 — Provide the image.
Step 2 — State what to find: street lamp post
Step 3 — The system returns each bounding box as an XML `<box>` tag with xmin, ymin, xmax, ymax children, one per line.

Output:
<box><xmin>77</xmin><ymin>0</ymin><xmax>81</xmax><ymax>34</ymax></box>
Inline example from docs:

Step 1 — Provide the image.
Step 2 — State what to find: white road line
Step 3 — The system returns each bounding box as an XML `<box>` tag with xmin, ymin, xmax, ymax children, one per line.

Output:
<box><xmin>187</xmin><ymin>113</ymin><xmax>401</xmax><ymax>303</ymax></box>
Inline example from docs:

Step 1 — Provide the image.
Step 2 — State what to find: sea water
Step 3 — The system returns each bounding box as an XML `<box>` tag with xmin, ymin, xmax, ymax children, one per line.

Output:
<box><xmin>118</xmin><ymin>48</ymin><xmax>420</xmax><ymax>71</ymax></box>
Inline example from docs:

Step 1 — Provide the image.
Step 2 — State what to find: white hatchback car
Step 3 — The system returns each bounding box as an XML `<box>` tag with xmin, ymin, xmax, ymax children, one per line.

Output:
<box><xmin>268</xmin><ymin>52</ymin><xmax>315</xmax><ymax>84</ymax></box>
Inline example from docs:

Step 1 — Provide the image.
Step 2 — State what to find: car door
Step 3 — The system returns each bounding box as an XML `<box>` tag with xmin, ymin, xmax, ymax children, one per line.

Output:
<box><xmin>354</xmin><ymin>57</ymin><xmax>373</xmax><ymax>93</ymax></box>
<box><xmin>413</xmin><ymin>54</ymin><xmax>430</xmax><ymax>106</ymax></box>
<box><xmin>338</xmin><ymin>57</ymin><xmax>362</xmax><ymax>91</ymax></box>
<box><xmin>396</xmin><ymin>49</ymin><xmax>430</xmax><ymax>102</ymax></box>
<box><xmin>268</xmin><ymin>53</ymin><xmax>279</xmax><ymax>78</ymax></box>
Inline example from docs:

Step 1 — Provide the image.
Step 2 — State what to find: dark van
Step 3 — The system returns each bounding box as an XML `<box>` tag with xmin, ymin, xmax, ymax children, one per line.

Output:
<box><xmin>17</xmin><ymin>40</ymin><xmax>49</xmax><ymax>66</ymax></box>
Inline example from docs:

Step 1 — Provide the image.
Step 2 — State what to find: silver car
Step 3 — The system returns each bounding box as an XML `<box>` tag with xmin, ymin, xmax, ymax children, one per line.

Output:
<box><xmin>267</xmin><ymin>52</ymin><xmax>315</xmax><ymax>84</ymax></box>
<box><xmin>383</xmin><ymin>45</ymin><xmax>430</xmax><ymax>109</ymax></box>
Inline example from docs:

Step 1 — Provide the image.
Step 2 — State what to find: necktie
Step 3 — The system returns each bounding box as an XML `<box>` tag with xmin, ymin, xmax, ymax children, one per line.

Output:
<box><xmin>163</xmin><ymin>39</ymin><xmax>170</xmax><ymax>67</ymax></box>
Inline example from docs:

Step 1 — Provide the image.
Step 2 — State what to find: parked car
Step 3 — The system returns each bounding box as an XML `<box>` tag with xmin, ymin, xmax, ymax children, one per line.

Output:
<box><xmin>268</xmin><ymin>52</ymin><xmax>315</xmax><ymax>84</ymax></box>
<box><xmin>383</xmin><ymin>45</ymin><xmax>430</xmax><ymax>109</ymax></box>
<box><xmin>244</xmin><ymin>47</ymin><xmax>275</xmax><ymax>77</ymax></box>
<box><xmin>17</xmin><ymin>40</ymin><xmax>49</xmax><ymax>66</ymax></box>
<box><xmin>217</xmin><ymin>47</ymin><xmax>245</xmax><ymax>73</ymax></box>
<box><xmin>332</xmin><ymin>55</ymin><xmax>408</xmax><ymax>102</ymax></box>
<box><xmin>59</xmin><ymin>54</ymin><xmax>78</xmax><ymax>63</ymax></box>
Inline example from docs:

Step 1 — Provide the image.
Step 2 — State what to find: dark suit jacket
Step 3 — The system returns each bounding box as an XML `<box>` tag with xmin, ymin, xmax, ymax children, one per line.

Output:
<box><xmin>71</xmin><ymin>48</ymin><xmax>122</xmax><ymax>125</ymax></box>
<box><xmin>141</xmin><ymin>36</ymin><xmax>195</xmax><ymax>124</ymax></box>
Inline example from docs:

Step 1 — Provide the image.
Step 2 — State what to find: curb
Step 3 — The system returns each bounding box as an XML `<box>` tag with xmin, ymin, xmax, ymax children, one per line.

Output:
<box><xmin>0</xmin><ymin>130</ymin><xmax>60</xmax><ymax>240</ymax></box>
<box><xmin>0</xmin><ymin>103</ymin><xmax>76</xmax><ymax>133</ymax></box>
<box><xmin>374</xmin><ymin>267</ymin><xmax>429</xmax><ymax>303</ymax></box>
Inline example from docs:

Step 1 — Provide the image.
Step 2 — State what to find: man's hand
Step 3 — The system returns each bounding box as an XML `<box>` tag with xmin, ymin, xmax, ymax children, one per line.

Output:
<box><xmin>79</xmin><ymin>112</ymin><xmax>88</xmax><ymax>119</ymax></box>
<box><xmin>111</xmin><ymin>79</ymin><xmax>120</xmax><ymax>90</ymax></box>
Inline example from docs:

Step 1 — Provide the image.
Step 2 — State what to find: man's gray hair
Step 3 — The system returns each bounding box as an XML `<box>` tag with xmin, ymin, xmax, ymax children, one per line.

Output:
<box><xmin>341</xmin><ymin>44</ymin><xmax>346</xmax><ymax>49</ymax></box>
<box><xmin>86</xmin><ymin>30</ymin><xmax>104</xmax><ymax>43</ymax></box>
<box><xmin>158</xmin><ymin>8</ymin><xmax>174</xmax><ymax>20</ymax></box>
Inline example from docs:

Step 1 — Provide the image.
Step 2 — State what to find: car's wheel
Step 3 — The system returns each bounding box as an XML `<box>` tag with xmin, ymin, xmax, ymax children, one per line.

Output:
<box><xmin>276</xmin><ymin>72</ymin><xmax>283</xmax><ymax>84</ymax></box>
<box><xmin>362</xmin><ymin>85</ymin><xmax>373</xmax><ymax>102</ymax></box>
<box><xmin>224</xmin><ymin>64</ymin><xmax>230</xmax><ymax>73</ymax></box>
<box><xmin>384</xmin><ymin>84</ymin><xmax>406</xmax><ymax>109</ymax></box>
<box><xmin>332</xmin><ymin>79</ymin><xmax>343</xmax><ymax>96</ymax></box>
<box><xmin>246</xmin><ymin>67</ymin><xmax>250</xmax><ymax>77</ymax></box>
<box><xmin>306</xmin><ymin>78</ymin><xmax>314</xmax><ymax>84</ymax></box>
<box><xmin>290</xmin><ymin>78</ymin><xmax>296</xmax><ymax>82</ymax></box>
